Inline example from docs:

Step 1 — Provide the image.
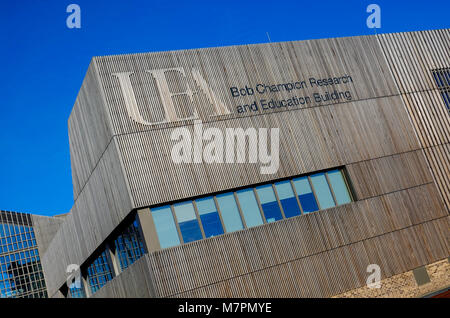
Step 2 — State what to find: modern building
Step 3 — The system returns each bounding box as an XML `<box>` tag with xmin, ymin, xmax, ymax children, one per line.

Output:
<box><xmin>39</xmin><ymin>29</ymin><xmax>449</xmax><ymax>298</ymax></box>
<box><xmin>0</xmin><ymin>210</ymin><xmax>64</xmax><ymax>298</ymax></box>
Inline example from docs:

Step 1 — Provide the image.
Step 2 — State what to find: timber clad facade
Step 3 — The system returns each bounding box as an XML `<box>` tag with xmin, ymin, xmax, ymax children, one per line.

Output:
<box><xmin>42</xmin><ymin>29</ymin><xmax>449</xmax><ymax>298</ymax></box>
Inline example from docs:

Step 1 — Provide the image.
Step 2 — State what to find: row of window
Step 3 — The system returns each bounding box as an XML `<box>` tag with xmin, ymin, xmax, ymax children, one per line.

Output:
<box><xmin>0</xmin><ymin>224</ymin><xmax>33</xmax><ymax>237</ymax></box>
<box><xmin>432</xmin><ymin>68</ymin><xmax>450</xmax><ymax>111</ymax></box>
<box><xmin>67</xmin><ymin>218</ymin><xmax>146</xmax><ymax>298</ymax></box>
<box><xmin>0</xmin><ymin>240</ymin><xmax>38</xmax><ymax>255</ymax></box>
<box><xmin>151</xmin><ymin>168</ymin><xmax>353</xmax><ymax>249</ymax></box>
<box><xmin>0</xmin><ymin>245</ymin><xmax>45</xmax><ymax>298</ymax></box>
<box><xmin>1</xmin><ymin>233</ymin><xmax>35</xmax><ymax>244</ymax></box>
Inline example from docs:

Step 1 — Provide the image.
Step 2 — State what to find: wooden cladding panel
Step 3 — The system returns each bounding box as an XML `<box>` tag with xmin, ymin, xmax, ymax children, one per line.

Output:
<box><xmin>423</xmin><ymin>144</ymin><xmax>450</xmax><ymax>212</ymax></box>
<box><xmin>93</xmin><ymin>35</ymin><xmax>398</xmax><ymax>136</ymax></box>
<box><xmin>396</xmin><ymin>90</ymin><xmax>449</xmax><ymax>211</ymax></box>
<box><xmin>68</xmin><ymin>61</ymin><xmax>113</xmax><ymax>200</ymax></box>
<box><xmin>116</xmin><ymin>96</ymin><xmax>419</xmax><ymax>209</ymax></box>
<box><xmin>91</xmin><ymin>255</ymin><xmax>157</xmax><ymax>298</ymax></box>
<box><xmin>378</xmin><ymin>30</ymin><xmax>450</xmax><ymax>213</ymax></box>
<box><xmin>160</xmin><ymin>217</ymin><xmax>449</xmax><ymax>298</ymax></box>
<box><xmin>378</xmin><ymin>29</ymin><xmax>450</xmax><ymax>93</ymax></box>
<box><xmin>346</xmin><ymin>149</ymin><xmax>433</xmax><ymax>200</ymax></box>
<box><xmin>42</xmin><ymin>139</ymin><xmax>133</xmax><ymax>296</ymax></box>
<box><xmin>146</xmin><ymin>184</ymin><xmax>447</xmax><ymax>298</ymax></box>
<box><xmin>400</xmin><ymin>90</ymin><xmax>450</xmax><ymax>148</ymax></box>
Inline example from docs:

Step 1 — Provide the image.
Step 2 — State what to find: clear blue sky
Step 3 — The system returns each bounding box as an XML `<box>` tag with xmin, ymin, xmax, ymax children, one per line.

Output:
<box><xmin>0</xmin><ymin>0</ymin><xmax>448</xmax><ymax>216</ymax></box>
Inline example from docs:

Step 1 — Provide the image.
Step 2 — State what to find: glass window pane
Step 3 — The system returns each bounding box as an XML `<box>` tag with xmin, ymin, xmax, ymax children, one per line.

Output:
<box><xmin>327</xmin><ymin>170</ymin><xmax>352</xmax><ymax>205</ymax></box>
<box><xmin>114</xmin><ymin>219</ymin><xmax>145</xmax><ymax>271</ymax></box>
<box><xmin>195</xmin><ymin>197</ymin><xmax>224</xmax><ymax>238</ymax></box>
<box><xmin>255</xmin><ymin>185</ymin><xmax>283</xmax><ymax>223</ymax></box>
<box><xmin>310</xmin><ymin>173</ymin><xmax>335</xmax><ymax>209</ymax></box>
<box><xmin>275</xmin><ymin>181</ymin><xmax>301</xmax><ymax>218</ymax></box>
<box><xmin>216</xmin><ymin>193</ymin><xmax>243</xmax><ymax>232</ymax></box>
<box><xmin>292</xmin><ymin>177</ymin><xmax>319</xmax><ymax>214</ymax></box>
<box><xmin>236</xmin><ymin>189</ymin><xmax>264</xmax><ymax>228</ymax></box>
<box><xmin>151</xmin><ymin>205</ymin><xmax>180</xmax><ymax>249</ymax></box>
<box><xmin>173</xmin><ymin>202</ymin><xmax>203</xmax><ymax>243</ymax></box>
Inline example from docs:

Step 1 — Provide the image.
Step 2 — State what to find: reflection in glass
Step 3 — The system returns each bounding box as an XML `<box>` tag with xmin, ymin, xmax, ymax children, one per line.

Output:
<box><xmin>195</xmin><ymin>197</ymin><xmax>224</xmax><ymax>238</ymax></box>
<box><xmin>216</xmin><ymin>193</ymin><xmax>243</xmax><ymax>232</ymax></box>
<box><xmin>86</xmin><ymin>250</ymin><xmax>113</xmax><ymax>294</ymax></box>
<box><xmin>255</xmin><ymin>185</ymin><xmax>283</xmax><ymax>223</ymax></box>
<box><xmin>114</xmin><ymin>219</ymin><xmax>145</xmax><ymax>271</ymax></box>
<box><xmin>310</xmin><ymin>173</ymin><xmax>336</xmax><ymax>209</ymax></box>
<box><xmin>236</xmin><ymin>189</ymin><xmax>264</xmax><ymax>227</ymax></box>
<box><xmin>0</xmin><ymin>215</ymin><xmax>48</xmax><ymax>298</ymax></box>
<box><xmin>327</xmin><ymin>170</ymin><xmax>352</xmax><ymax>205</ymax></box>
<box><xmin>275</xmin><ymin>181</ymin><xmax>301</xmax><ymax>218</ymax></box>
<box><xmin>173</xmin><ymin>202</ymin><xmax>203</xmax><ymax>243</ymax></box>
<box><xmin>292</xmin><ymin>177</ymin><xmax>319</xmax><ymax>214</ymax></box>
<box><xmin>151</xmin><ymin>205</ymin><xmax>180</xmax><ymax>248</ymax></box>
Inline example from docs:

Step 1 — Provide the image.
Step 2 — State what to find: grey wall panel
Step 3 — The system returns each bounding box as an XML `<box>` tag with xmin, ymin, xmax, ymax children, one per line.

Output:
<box><xmin>91</xmin><ymin>255</ymin><xmax>157</xmax><ymax>298</ymax></box>
<box><xmin>68</xmin><ymin>60</ymin><xmax>114</xmax><ymax>200</ymax></box>
<box><xmin>117</xmin><ymin>96</ymin><xmax>419</xmax><ymax>208</ymax></box>
<box><xmin>42</xmin><ymin>139</ymin><xmax>133</xmax><ymax>297</ymax></box>
<box><xmin>346</xmin><ymin>149</ymin><xmax>433</xmax><ymax>200</ymax></box>
<box><xmin>32</xmin><ymin>215</ymin><xmax>65</xmax><ymax>256</ymax></box>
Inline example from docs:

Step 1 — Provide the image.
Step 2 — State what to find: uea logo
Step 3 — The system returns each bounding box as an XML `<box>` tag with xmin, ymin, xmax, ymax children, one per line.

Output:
<box><xmin>113</xmin><ymin>68</ymin><xmax>280</xmax><ymax>174</ymax></box>
<box><xmin>112</xmin><ymin>68</ymin><xmax>231</xmax><ymax>125</ymax></box>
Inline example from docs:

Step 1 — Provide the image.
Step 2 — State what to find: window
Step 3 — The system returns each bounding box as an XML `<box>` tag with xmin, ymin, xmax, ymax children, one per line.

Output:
<box><xmin>292</xmin><ymin>177</ymin><xmax>318</xmax><ymax>214</ymax></box>
<box><xmin>255</xmin><ymin>185</ymin><xmax>283</xmax><ymax>223</ymax></box>
<box><xmin>275</xmin><ymin>181</ymin><xmax>301</xmax><ymax>218</ymax></box>
<box><xmin>147</xmin><ymin>167</ymin><xmax>353</xmax><ymax>250</ymax></box>
<box><xmin>114</xmin><ymin>220</ymin><xmax>145</xmax><ymax>271</ymax></box>
<box><xmin>432</xmin><ymin>68</ymin><xmax>450</xmax><ymax>111</ymax></box>
<box><xmin>0</xmin><ymin>211</ymin><xmax>47</xmax><ymax>298</ymax></box>
<box><xmin>327</xmin><ymin>169</ymin><xmax>352</xmax><ymax>205</ymax></box>
<box><xmin>173</xmin><ymin>202</ymin><xmax>203</xmax><ymax>243</ymax></box>
<box><xmin>310</xmin><ymin>172</ymin><xmax>336</xmax><ymax>209</ymax></box>
<box><xmin>151</xmin><ymin>205</ymin><xmax>180</xmax><ymax>249</ymax></box>
<box><xmin>68</xmin><ymin>280</ymin><xmax>86</xmax><ymax>298</ymax></box>
<box><xmin>195</xmin><ymin>197</ymin><xmax>224</xmax><ymax>238</ymax></box>
<box><xmin>216</xmin><ymin>193</ymin><xmax>244</xmax><ymax>232</ymax></box>
<box><xmin>236</xmin><ymin>189</ymin><xmax>264</xmax><ymax>227</ymax></box>
<box><xmin>86</xmin><ymin>250</ymin><xmax>114</xmax><ymax>294</ymax></box>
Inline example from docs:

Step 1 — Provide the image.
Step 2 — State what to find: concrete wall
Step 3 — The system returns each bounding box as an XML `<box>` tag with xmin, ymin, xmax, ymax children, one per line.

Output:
<box><xmin>32</xmin><ymin>214</ymin><xmax>65</xmax><ymax>255</ymax></box>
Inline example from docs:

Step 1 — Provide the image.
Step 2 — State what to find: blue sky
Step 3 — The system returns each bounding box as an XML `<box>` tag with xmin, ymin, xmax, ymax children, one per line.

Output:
<box><xmin>0</xmin><ymin>0</ymin><xmax>448</xmax><ymax>216</ymax></box>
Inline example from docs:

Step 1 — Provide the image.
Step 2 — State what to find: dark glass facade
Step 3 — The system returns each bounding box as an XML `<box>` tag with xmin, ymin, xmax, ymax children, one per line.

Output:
<box><xmin>114</xmin><ymin>219</ymin><xmax>146</xmax><ymax>271</ymax></box>
<box><xmin>0</xmin><ymin>211</ymin><xmax>47</xmax><ymax>298</ymax></box>
<box><xmin>86</xmin><ymin>250</ymin><xmax>114</xmax><ymax>294</ymax></box>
